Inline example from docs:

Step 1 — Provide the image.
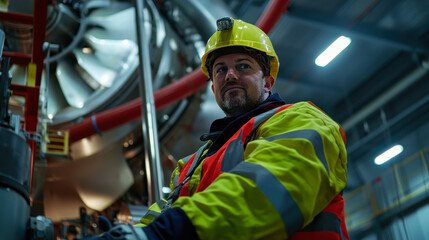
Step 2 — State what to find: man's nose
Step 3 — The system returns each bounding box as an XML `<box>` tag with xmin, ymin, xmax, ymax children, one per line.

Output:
<box><xmin>225</xmin><ymin>67</ymin><xmax>238</xmax><ymax>81</ymax></box>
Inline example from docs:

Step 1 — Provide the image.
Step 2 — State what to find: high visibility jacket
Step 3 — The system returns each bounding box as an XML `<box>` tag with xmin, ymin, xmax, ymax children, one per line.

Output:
<box><xmin>142</xmin><ymin>101</ymin><xmax>349</xmax><ymax>239</ymax></box>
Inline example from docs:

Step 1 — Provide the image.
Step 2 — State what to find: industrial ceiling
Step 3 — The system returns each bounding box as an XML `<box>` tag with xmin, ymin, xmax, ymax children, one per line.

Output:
<box><xmin>212</xmin><ymin>0</ymin><xmax>429</xmax><ymax>190</ymax></box>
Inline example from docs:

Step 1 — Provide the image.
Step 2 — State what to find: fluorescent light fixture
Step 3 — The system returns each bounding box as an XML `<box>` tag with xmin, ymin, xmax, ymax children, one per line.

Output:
<box><xmin>315</xmin><ymin>36</ymin><xmax>351</xmax><ymax>67</ymax></box>
<box><xmin>374</xmin><ymin>145</ymin><xmax>403</xmax><ymax>165</ymax></box>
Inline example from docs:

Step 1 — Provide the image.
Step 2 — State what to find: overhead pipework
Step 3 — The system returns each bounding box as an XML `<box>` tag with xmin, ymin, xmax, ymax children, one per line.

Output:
<box><xmin>5</xmin><ymin>0</ymin><xmax>208</xmax><ymax>128</ymax></box>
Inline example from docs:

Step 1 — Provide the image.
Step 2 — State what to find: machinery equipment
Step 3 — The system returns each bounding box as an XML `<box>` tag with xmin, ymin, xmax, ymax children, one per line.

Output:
<box><xmin>0</xmin><ymin>29</ymin><xmax>54</xmax><ymax>240</ymax></box>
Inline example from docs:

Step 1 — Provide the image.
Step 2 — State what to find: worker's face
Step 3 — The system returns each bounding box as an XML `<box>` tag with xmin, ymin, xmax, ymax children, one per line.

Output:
<box><xmin>211</xmin><ymin>53</ymin><xmax>274</xmax><ymax>117</ymax></box>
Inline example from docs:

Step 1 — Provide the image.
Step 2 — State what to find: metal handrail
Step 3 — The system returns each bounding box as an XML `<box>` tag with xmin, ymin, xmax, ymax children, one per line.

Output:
<box><xmin>344</xmin><ymin>145</ymin><xmax>429</xmax><ymax>231</ymax></box>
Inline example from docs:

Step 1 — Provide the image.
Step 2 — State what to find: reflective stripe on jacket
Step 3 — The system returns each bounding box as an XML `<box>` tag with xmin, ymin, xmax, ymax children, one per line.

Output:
<box><xmin>169</xmin><ymin>102</ymin><xmax>348</xmax><ymax>239</ymax></box>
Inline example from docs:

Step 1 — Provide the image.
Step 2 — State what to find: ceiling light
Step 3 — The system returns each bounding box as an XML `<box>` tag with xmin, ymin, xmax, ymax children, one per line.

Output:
<box><xmin>315</xmin><ymin>36</ymin><xmax>351</xmax><ymax>67</ymax></box>
<box><xmin>374</xmin><ymin>144</ymin><xmax>403</xmax><ymax>165</ymax></box>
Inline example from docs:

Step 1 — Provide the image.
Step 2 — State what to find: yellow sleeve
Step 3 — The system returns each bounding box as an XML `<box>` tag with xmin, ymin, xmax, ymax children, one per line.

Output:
<box><xmin>172</xmin><ymin>102</ymin><xmax>347</xmax><ymax>239</ymax></box>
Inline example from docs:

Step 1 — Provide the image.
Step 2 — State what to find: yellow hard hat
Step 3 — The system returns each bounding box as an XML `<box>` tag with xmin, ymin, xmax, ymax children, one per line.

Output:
<box><xmin>201</xmin><ymin>17</ymin><xmax>279</xmax><ymax>81</ymax></box>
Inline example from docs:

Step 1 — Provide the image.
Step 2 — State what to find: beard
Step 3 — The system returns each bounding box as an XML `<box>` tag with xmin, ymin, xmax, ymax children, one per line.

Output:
<box><xmin>220</xmin><ymin>87</ymin><xmax>266</xmax><ymax>117</ymax></box>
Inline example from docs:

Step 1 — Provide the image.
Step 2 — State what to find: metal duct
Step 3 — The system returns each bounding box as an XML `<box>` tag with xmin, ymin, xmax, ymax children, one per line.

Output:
<box><xmin>342</xmin><ymin>59</ymin><xmax>429</xmax><ymax>131</ymax></box>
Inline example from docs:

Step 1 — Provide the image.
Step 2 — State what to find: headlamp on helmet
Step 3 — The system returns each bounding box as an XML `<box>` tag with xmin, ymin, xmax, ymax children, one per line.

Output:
<box><xmin>216</xmin><ymin>17</ymin><xmax>234</xmax><ymax>31</ymax></box>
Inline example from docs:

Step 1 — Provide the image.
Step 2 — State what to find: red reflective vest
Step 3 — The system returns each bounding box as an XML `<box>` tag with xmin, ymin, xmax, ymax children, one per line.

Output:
<box><xmin>173</xmin><ymin>103</ymin><xmax>349</xmax><ymax>239</ymax></box>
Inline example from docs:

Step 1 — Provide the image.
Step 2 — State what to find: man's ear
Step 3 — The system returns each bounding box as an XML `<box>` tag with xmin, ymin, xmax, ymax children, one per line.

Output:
<box><xmin>264</xmin><ymin>76</ymin><xmax>275</xmax><ymax>92</ymax></box>
<box><xmin>211</xmin><ymin>82</ymin><xmax>215</xmax><ymax>93</ymax></box>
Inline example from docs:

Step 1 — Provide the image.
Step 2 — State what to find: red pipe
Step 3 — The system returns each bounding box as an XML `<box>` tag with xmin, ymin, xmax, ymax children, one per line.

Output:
<box><xmin>68</xmin><ymin>69</ymin><xmax>207</xmax><ymax>143</ymax></box>
<box><xmin>29</xmin><ymin>0</ymin><xmax>49</xmax><ymax>194</ymax></box>
<box><xmin>2</xmin><ymin>51</ymin><xmax>32</xmax><ymax>65</ymax></box>
<box><xmin>0</xmin><ymin>11</ymin><xmax>33</xmax><ymax>25</ymax></box>
<box><xmin>68</xmin><ymin>0</ymin><xmax>289</xmax><ymax>144</ymax></box>
<box><xmin>153</xmin><ymin>68</ymin><xmax>208</xmax><ymax>110</ymax></box>
<box><xmin>257</xmin><ymin>0</ymin><xmax>290</xmax><ymax>34</ymax></box>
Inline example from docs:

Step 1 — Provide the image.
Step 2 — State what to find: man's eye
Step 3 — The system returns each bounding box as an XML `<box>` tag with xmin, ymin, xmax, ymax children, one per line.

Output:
<box><xmin>216</xmin><ymin>66</ymin><xmax>227</xmax><ymax>73</ymax></box>
<box><xmin>238</xmin><ymin>64</ymin><xmax>250</xmax><ymax>70</ymax></box>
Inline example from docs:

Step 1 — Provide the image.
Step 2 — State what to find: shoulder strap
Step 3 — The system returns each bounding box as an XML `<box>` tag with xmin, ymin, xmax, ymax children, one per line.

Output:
<box><xmin>164</xmin><ymin>141</ymin><xmax>211</xmax><ymax>211</ymax></box>
<box><xmin>185</xmin><ymin>142</ymin><xmax>211</xmax><ymax>177</ymax></box>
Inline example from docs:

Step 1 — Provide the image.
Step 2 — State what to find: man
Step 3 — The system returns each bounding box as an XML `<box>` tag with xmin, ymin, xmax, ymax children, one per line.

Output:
<box><xmin>97</xmin><ymin>17</ymin><xmax>349</xmax><ymax>240</ymax></box>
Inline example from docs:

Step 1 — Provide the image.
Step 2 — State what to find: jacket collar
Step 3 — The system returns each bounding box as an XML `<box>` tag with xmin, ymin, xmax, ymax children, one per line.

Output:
<box><xmin>201</xmin><ymin>93</ymin><xmax>285</xmax><ymax>155</ymax></box>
